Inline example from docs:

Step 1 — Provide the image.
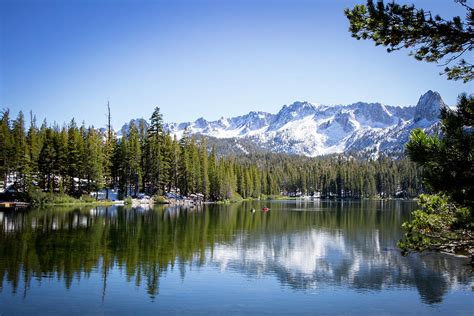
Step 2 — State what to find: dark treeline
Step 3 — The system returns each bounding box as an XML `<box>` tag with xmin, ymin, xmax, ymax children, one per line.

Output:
<box><xmin>0</xmin><ymin>107</ymin><xmax>423</xmax><ymax>201</ymax></box>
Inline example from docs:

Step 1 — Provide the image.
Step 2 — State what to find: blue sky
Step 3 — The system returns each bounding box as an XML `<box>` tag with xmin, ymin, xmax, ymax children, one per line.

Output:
<box><xmin>1</xmin><ymin>0</ymin><xmax>471</xmax><ymax>128</ymax></box>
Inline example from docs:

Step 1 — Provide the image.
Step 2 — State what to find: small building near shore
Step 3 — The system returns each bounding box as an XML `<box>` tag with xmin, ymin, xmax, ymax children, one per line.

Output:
<box><xmin>90</xmin><ymin>188</ymin><xmax>119</xmax><ymax>201</ymax></box>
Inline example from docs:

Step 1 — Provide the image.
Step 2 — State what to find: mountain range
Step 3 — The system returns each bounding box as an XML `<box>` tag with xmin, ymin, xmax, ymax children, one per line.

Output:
<box><xmin>119</xmin><ymin>90</ymin><xmax>445</xmax><ymax>157</ymax></box>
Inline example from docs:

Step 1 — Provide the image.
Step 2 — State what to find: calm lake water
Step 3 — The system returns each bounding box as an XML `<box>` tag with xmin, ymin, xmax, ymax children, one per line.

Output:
<box><xmin>0</xmin><ymin>200</ymin><xmax>472</xmax><ymax>315</ymax></box>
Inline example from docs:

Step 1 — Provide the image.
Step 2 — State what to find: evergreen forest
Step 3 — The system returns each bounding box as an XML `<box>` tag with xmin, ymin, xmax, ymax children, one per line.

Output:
<box><xmin>0</xmin><ymin>107</ymin><xmax>423</xmax><ymax>202</ymax></box>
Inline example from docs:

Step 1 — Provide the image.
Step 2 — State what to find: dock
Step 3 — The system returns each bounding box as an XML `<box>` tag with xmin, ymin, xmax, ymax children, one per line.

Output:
<box><xmin>0</xmin><ymin>201</ymin><xmax>30</xmax><ymax>209</ymax></box>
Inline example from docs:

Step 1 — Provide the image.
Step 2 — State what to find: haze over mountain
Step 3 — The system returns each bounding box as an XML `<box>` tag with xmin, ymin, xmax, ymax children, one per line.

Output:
<box><xmin>120</xmin><ymin>90</ymin><xmax>445</xmax><ymax>157</ymax></box>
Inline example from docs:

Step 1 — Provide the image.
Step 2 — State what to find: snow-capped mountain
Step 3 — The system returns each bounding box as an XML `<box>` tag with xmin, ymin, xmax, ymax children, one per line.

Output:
<box><xmin>162</xmin><ymin>90</ymin><xmax>445</xmax><ymax>157</ymax></box>
<box><xmin>117</xmin><ymin>91</ymin><xmax>444</xmax><ymax>157</ymax></box>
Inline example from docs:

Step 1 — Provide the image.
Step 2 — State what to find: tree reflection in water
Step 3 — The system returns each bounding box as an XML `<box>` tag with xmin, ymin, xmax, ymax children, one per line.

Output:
<box><xmin>0</xmin><ymin>200</ymin><xmax>471</xmax><ymax>305</ymax></box>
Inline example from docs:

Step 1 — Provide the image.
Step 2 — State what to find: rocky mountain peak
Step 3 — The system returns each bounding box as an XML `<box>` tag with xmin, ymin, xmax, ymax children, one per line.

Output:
<box><xmin>287</xmin><ymin>101</ymin><xmax>317</xmax><ymax>113</ymax></box>
<box><xmin>195</xmin><ymin>117</ymin><xmax>208</xmax><ymax>128</ymax></box>
<box><xmin>414</xmin><ymin>90</ymin><xmax>446</xmax><ymax>123</ymax></box>
<box><xmin>352</xmin><ymin>102</ymin><xmax>393</xmax><ymax>126</ymax></box>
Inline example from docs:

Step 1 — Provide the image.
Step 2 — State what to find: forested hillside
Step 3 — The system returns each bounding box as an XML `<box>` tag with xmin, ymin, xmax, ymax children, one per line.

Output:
<box><xmin>0</xmin><ymin>107</ymin><xmax>423</xmax><ymax>201</ymax></box>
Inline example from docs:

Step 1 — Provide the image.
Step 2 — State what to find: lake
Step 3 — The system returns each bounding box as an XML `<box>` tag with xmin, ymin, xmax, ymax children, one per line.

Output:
<box><xmin>0</xmin><ymin>200</ymin><xmax>472</xmax><ymax>315</ymax></box>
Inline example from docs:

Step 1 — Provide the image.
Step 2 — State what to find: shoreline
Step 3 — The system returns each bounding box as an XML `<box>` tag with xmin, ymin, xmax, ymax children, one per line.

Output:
<box><xmin>1</xmin><ymin>196</ymin><xmax>418</xmax><ymax>208</ymax></box>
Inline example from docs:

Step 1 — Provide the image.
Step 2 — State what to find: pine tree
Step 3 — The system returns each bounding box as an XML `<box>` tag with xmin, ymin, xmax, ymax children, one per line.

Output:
<box><xmin>0</xmin><ymin>110</ymin><xmax>12</xmax><ymax>189</ymax></box>
<box><xmin>128</xmin><ymin>122</ymin><xmax>142</xmax><ymax>196</ymax></box>
<box><xmin>144</xmin><ymin>107</ymin><xmax>166</xmax><ymax>195</ymax></box>
<box><xmin>38</xmin><ymin>128</ymin><xmax>57</xmax><ymax>191</ymax></box>
<box><xmin>198</xmin><ymin>137</ymin><xmax>210</xmax><ymax>198</ymax></box>
<box><xmin>189</xmin><ymin>136</ymin><xmax>201</xmax><ymax>194</ymax></box>
<box><xmin>251</xmin><ymin>167</ymin><xmax>261</xmax><ymax>198</ymax></box>
<box><xmin>26</xmin><ymin>112</ymin><xmax>42</xmax><ymax>188</ymax></box>
<box><xmin>170</xmin><ymin>135</ymin><xmax>180</xmax><ymax>192</ymax></box>
<box><xmin>54</xmin><ymin>127</ymin><xmax>68</xmax><ymax>187</ymax></box>
<box><xmin>11</xmin><ymin>111</ymin><xmax>28</xmax><ymax>190</ymax></box>
<box><xmin>67</xmin><ymin>119</ymin><xmax>83</xmax><ymax>196</ymax></box>
<box><xmin>103</xmin><ymin>101</ymin><xmax>115</xmax><ymax>198</ymax></box>
<box><xmin>149</xmin><ymin>107</ymin><xmax>164</xmax><ymax>137</ymax></box>
<box><xmin>117</xmin><ymin>133</ymin><xmax>129</xmax><ymax>198</ymax></box>
<box><xmin>83</xmin><ymin>127</ymin><xmax>104</xmax><ymax>194</ymax></box>
<box><xmin>160</xmin><ymin>134</ymin><xmax>173</xmax><ymax>193</ymax></box>
<box><xmin>208</xmin><ymin>146</ymin><xmax>220</xmax><ymax>200</ymax></box>
<box><xmin>345</xmin><ymin>0</ymin><xmax>473</xmax><ymax>82</ymax></box>
<box><xmin>175</xmin><ymin>128</ymin><xmax>193</xmax><ymax>196</ymax></box>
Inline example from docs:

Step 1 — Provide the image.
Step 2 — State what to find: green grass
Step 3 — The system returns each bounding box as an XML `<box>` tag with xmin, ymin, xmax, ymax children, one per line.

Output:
<box><xmin>27</xmin><ymin>190</ymin><xmax>117</xmax><ymax>206</ymax></box>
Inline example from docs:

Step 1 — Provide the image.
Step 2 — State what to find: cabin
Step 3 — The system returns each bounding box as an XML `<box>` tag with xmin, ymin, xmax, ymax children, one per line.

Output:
<box><xmin>0</xmin><ymin>184</ymin><xmax>25</xmax><ymax>201</ymax></box>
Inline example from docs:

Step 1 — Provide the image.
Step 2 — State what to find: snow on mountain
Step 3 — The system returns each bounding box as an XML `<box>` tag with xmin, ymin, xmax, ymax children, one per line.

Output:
<box><xmin>156</xmin><ymin>90</ymin><xmax>445</xmax><ymax>157</ymax></box>
<box><xmin>413</xmin><ymin>90</ymin><xmax>446</xmax><ymax>123</ymax></box>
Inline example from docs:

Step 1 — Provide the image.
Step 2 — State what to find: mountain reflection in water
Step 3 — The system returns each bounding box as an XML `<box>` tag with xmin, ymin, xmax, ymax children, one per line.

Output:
<box><xmin>0</xmin><ymin>200</ymin><xmax>472</xmax><ymax>307</ymax></box>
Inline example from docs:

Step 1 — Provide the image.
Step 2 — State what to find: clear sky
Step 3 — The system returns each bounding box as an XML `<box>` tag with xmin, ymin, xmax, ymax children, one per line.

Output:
<box><xmin>1</xmin><ymin>0</ymin><xmax>472</xmax><ymax>129</ymax></box>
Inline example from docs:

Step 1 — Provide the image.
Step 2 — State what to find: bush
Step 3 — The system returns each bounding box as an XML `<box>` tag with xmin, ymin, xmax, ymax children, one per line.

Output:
<box><xmin>262</xmin><ymin>194</ymin><xmax>292</xmax><ymax>200</ymax></box>
<box><xmin>27</xmin><ymin>190</ymin><xmax>113</xmax><ymax>206</ymax></box>
<box><xmin>26</xmin><ymin>189</ymin><xmax>50</xmax><ymax>205</ymax></box>
<box><xmin>80</xmin><ymin>194</ymin><xmax>96</xmax><ymax>203</ymax></box>
<box><xmin>124</xmin><ymin>197</ymin><xmax>133</xmax><ymax>205</ymax></box>
<box><xmin>229</xmin><ymin>191</ymin><xmax>243</xmax><ymax>203</ymax></box>
<box><xmin>27</xmin><ymin>190</ymin><xmax>79</xmax><ymax>205</ymax></box>
<box><xmin>398</xmin><ymin>194</ymin><xmax>473</xmax><ymax>257</ymax></box>
<box><xmin>153</xmin><ymin>195</ymin><xmax>169</xmax><ymax>204</ymax></box>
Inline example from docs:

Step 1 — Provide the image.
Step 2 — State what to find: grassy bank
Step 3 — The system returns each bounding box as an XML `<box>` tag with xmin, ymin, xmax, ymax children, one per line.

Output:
<box><xmin>27</xmin><ymin>191</ymin><xmax>118</xmax><ymax>206</ymax></box>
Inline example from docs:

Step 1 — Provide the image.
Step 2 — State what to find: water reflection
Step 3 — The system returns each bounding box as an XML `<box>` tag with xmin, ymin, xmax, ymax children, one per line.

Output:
<box><xmin>0</xmin><ymin>201</ymin><xmax>471</xmax><ymax>306</ymax></box>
